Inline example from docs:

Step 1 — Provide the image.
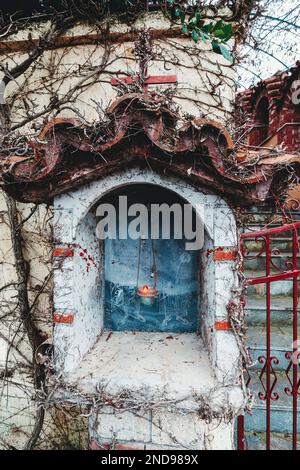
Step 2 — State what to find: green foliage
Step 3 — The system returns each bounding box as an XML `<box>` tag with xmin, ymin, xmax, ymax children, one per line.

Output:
<box><xmin>167</xmin><ymin>0</ymin><xmax>233</xmax><ymax>61</ymax></box>
<box><xmin>1</xmin><ymin>1</ymin><xmax>233</xmax><ymax>61</ymax></box>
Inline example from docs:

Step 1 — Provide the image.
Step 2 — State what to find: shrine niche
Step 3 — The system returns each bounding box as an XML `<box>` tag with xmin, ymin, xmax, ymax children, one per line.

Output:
<box><xmin>52</xmin><ymin>167</ymin><xmax>241</xmax><ymax>450</ymax></box>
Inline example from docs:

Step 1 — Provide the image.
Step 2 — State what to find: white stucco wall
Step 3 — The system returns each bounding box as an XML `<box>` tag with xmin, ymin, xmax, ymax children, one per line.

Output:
<box><xmin>0</xmin><ymin>12</ymin><xmax>236</xmax><ymax>134</ymax></box>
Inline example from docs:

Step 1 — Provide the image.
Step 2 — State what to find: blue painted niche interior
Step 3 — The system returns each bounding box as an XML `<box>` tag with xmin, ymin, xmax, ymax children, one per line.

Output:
<box><xmin>100</xmin><ymin>184</ymin><xmax>200</xmax><ymax>332</ymax></box>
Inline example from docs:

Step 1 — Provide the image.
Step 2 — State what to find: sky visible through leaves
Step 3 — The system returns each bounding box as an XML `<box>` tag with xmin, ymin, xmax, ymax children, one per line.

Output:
<box><xmin>239</xmin><ymin>0</ymin><xmax>300</xmax><ymax>88</ymax></box>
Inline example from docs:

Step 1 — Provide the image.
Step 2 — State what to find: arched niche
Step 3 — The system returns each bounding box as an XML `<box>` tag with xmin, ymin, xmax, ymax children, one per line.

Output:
<box><xmin>250</xmin><ymin>96</ymin><xmax>270</xmax><ymax>146</ymax></box>
<box><xmin>53</xmin><ymin>168</ymin><xmax>239</xmax><ymax>385</ymax></box>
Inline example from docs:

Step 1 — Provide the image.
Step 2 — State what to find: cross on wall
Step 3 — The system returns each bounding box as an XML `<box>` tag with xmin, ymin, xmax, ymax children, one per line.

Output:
<box><xmin>111</xmin><ymin>29</ymin><xmax>177</xmax><ymax>93</ymax></box>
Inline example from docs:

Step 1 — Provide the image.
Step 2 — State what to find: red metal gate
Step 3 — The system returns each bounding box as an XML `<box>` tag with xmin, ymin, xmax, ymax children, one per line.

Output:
<box><xmin>238</xmin><ymin>221</ymin><xmax>300</xmax><ymax>450</ymax></box>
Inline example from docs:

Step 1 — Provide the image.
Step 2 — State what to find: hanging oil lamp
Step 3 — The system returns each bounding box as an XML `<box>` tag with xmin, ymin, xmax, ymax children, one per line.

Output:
<box><xmin>136</xmin><ymin>237</ymin><xmax>158</xmax><ymax>305</ymax></box>
<box><xmin>137</xmin><ymin>283</ymin><xmax>158</xmax><ymax>305</ymax></box>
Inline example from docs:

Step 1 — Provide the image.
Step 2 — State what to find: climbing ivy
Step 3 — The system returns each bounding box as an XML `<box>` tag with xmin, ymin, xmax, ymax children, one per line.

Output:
<box><xmin>167</xmin><ymin>0</ymin><xmax>233</xmax><ymax>61</ymax></box>
<box><xmin>1</xmin><ymin>1</ymin><xmax>233</xmax><ymax>61</ymax></box>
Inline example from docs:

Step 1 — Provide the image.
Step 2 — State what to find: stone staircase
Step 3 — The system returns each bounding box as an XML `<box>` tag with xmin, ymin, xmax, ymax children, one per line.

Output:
<box><xmin>240</xmin><ymin>207</ymin><xmax>300</xmax><ymax>450</ymax></box>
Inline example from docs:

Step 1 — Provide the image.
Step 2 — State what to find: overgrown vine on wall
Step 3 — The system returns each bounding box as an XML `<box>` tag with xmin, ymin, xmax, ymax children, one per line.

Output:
<box><xmin>0</xmin><ymin>1</ymin><xmax>259</xmax><ymax>60</ymax></box>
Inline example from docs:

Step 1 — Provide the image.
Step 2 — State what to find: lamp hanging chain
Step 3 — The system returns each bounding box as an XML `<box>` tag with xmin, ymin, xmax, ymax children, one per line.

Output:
<box><xmin>149</xmin><ymin>202</ymin><xmax>157</xmax><ymax>290</ymax></box>
<box><xmin>151</xmin><ymin>237</ymin><xmax>157</xmax><ymax>289</ymax></box>
<box><xmin>136</xmin><ymin>236</ymin><xmax>157</xmax><ymax>290</ymax></box>
<box><xmin>136</xmin><ymin>236</ymin><xmax>142</xmax><ymax>290</ymax></box>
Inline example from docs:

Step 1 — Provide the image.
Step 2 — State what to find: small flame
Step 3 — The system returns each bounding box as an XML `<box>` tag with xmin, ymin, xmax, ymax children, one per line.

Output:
<box><xmin>137</xmin><ymin>284</ymin><xmax>157</xmax><ymax>301</ymax></box>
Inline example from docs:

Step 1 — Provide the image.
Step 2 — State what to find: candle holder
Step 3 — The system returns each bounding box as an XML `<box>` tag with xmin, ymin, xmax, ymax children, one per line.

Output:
<box><xmin>137</xmin><ymin>284</ymin><xmax>158</xmax><ymax>305</ymax></box>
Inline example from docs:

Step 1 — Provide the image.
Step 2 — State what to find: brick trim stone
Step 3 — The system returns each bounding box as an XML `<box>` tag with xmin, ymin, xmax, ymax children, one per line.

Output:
<box><xmin>53</xmin><ymin>247</ymin><xmax>74</xmax><ymax>257</ymax></box>
<box><xmin>53</xmin><ymin>312</ymin><xmax>74</xmax><ymax>324</ymax></box>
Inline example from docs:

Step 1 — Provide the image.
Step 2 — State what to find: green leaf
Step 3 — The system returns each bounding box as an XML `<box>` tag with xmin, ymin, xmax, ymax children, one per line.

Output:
<box><xmin>211</xmin><ymin>40</ymin><xmax>221</xmax><ymax>54</ymax></box>
<box><xmin>213</xmin><ymin>29</ymin><xmax>225</xmax><ymax>39</ymax></box>
<box><xmin>222</xmin><ymin>23</ymin><xmax>233</xmax><ymax>40</ymax></box>
<box><xmin>180</xmin><ymin>12</ymin><xmax>186</xmax><ymax>24</ymax></box>
<box><xmin>202</xmin><ymin>22</ymin><xmax>214</xmax><ymax>33</ymax></box>
<box><xmin>219</xmin><ymin>43</ymin><xmax>233</xmax><ymax>61</ymax></box>
<box><xmin>200</xmin><ymin>31</ymin><xmax>209</xmax><ymax>43</ymax></box>
<box><xmin>175</xmin><ymin>7</ymin><xmax>181</xmax><ymax>17</ymax></box>
<box><xmin>182</xmin><ymin>22</ymin><xmax>189</xmax><ymax>34</ymax></box>
<box><xmin>191</xmin><ymin>29</ymin><xmax>199</xmax><ymax>43</ymax></box>
<box><xmin>213</xmin><ymin>24</ymin><xmax>233</xmax><ymax>41</ymax></box>
<box><xmin>195</xmin><ymin>12</ymin><xmax>201</xmax><ymax>26</ymax></box>
<box><xmin>213</xmin><ymin>20</ymin><xmax>224</xmax><ymax>31</ymax></box>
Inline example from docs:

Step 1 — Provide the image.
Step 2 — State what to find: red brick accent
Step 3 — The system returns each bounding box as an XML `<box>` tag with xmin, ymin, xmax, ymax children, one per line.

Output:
<box><xmin>53</xmin><ymin>247</ymin><xmax>74</xmax><ymax>258</ymax></box>
<box><xmin>215</xmin><ymin>320</ymin><xmax>232</xmax><ymax>331</ymax></box>
<box><xmin>53</xmin><ymin>312</ymin><xmax>74</xmax><ymax>324</ymax></box>
<box><xmin>90</xmin><ymin>440</ymin><xmax>143</xmax><ymax>450</ymax></box>
<box><xmin>114</xmin><ymin>443</ymin><xmax>144</xmax><ymax>451</ymax></box>
<box><xmin>213</xmin><ymin>249</ymin><xmax>237</xmax><ymax>261</ymax></box>
<box><xmin>111</xmin><ymin>75</ymin><xmax>177</xmax><ymax>86</ymax></box>
<box><xmin>90</xmin><ymin>440</ymin><xmax>107</xmax><ymax>450</ymax></box>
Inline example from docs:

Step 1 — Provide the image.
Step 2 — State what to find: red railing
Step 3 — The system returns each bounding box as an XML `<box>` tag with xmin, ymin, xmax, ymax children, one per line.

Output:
<box><xmin>238</xmin><ymin>221</ymin><xmax>300</xmax><ymax>450</ymax></box>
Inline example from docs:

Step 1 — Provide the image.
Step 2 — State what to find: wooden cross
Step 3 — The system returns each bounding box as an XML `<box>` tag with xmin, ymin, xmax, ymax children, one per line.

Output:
<box><xmin>111</xmin><ymin>74</ymin><xmax>177</xmax><ymax>92</ymax></box>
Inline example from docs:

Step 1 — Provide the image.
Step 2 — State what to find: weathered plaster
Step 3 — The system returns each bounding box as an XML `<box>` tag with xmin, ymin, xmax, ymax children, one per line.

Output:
<box><xmin>53</xmin><ymin>168</ymin><xmax>239</xmax><ymax>378</ymax></box>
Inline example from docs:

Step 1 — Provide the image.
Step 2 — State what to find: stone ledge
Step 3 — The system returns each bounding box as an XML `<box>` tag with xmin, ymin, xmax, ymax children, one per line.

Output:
<box><xmin>51</xmin><ymin>332</ymin><xmax>245</xmax><ymax>415</ymax></box>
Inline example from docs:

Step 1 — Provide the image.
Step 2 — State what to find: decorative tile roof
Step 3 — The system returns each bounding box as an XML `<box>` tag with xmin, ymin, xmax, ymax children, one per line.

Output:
<box><xmin>0</xmin><ymin>93</ymin><xmax>299</xmax><ymax>205</ymax></box>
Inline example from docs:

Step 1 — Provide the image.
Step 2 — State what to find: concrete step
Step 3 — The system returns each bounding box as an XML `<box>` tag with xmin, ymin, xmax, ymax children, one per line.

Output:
<box><xmin>245</xmin><ymin>273</ymin><xmax>295</xmax><ymax>296</ymax></box>
<box><xmin>246</xmin><ymin>325</ymin><xmax>298</xmax><ymax>370</ymax></box>
<box><xmin>240</xmin><ymin>210</ymin><xmax>300</xmax><ymax>446</ymax></box>
<box><xmin>244</xmin><ymin>254</ymin><xmax>299</xmax><ymax>272</ymax></box>
<box><xmin>247</xmin><ymin>370</ymin><xmax>296</xmax><ymax>407</ymax></box>
<box><xmin>245</xmin><ymin>408</ymin><xmax>300</xmax><ymax>435</ymax></box>
<box><xmin>243</xmin><ymin>238</ymin><xmax>294</xmax><ymax>254</ymax></box>
<box><xmin>243</xmin><ymin>208</ymin><xmax>300</xmax><ymax>221</ymax></box>
<box><xmin>242</xmin><ymin>230</ymin><xmax>300</xmax><ymax>241</ymax></box>
<box><xmin>244</xmin><ymin>432</ymin><xmax>300</xmax><ymax>450</ymax></box>
<box><xmin>245</xmin><ymin>295</ymin><xmax>297</xmax><ymax>326</ymax></box>
<box><xmin>242</xmin><ymin>208</ymin><xmax>300</xmax><ymax>226</ymax></box>
<box><xmin>244</xmin><ymin>372</ymin><xmax>300</xmax><ymax>434</ymax></box>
